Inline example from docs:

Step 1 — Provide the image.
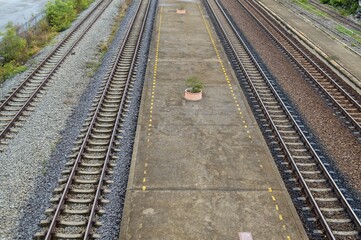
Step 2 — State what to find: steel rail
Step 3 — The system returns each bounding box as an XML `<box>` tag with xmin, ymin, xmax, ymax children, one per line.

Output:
<box><xmin>43</xmin><ymin>0</ymin><xmax>146</xmax><ymax>238</ymax></box>
<box><xmin>84</xmin><ymin>0</ymin><xmax>150</xmax><ymax>238</ymax></box>
<box><xmin>308</xmin><ymin>0</ymin><xmax>361</xmax><ymax>33</ymax></box>
<box><xmin>206</xmin><ymin>0</ymin><xmax>361</xmax><ymax>237</ymax></box>
<box><xmin>204</xmin><ymin>0</ymin><xmax>333</xmax><ymax>237</ymax></box>
<box><xmin>238</xmin><ymin>0</ymin><xmax>361</xmax><ymax>134</ymax></box>
<box><xmin>0</xmin><ymin>0</ymin><xmax>113</xmax><ymax>140</ymax></box>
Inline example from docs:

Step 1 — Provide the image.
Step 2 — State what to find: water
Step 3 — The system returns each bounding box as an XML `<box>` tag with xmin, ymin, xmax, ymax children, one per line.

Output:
<box><xmin>0</xmin><ymin>0</ymin><xmax>50</xmax><ymax>33</ymax></box>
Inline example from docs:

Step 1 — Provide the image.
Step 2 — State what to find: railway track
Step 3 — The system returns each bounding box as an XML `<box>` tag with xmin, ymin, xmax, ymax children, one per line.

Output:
<box><xmin>236</xmin><ymin>0</ymin><xmax>361</xmax><ymax>139</ymax></box>
<box><xmin>204</xmin><ymin>0</ymin><xmax>361</xmax><ymax>238</ymax></box>
<box><xmin>34</xmin><ymin>0</ymin><xmax>150</xmax><ymax>238</ymax></box>
<box><xmin>0</xmin><ymin>0</ymin><xmax>113</xmax><ymax>150</ymax></box>
<box><xmin>308</xmin><ymin>0</ymin><xmax>361</xmax><ymax>33</ymax></box>
<box><xmin>282</xmin><ymin>0</ymin><xmax>361</xmax><ymax>55</ymax></box>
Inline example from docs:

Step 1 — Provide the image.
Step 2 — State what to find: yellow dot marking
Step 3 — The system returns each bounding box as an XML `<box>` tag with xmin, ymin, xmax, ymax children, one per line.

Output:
<box><xmin>275</xmin><ymin>205</ymin><xmax>279</xmax><ymax>211</ymax></box>
<box><xmin>198</xmin><ymin>6</ymin><xmax>290</xmax><ymax>236</ymax></box>
<box><xmin>141</xmin><ymin>7</ymin><xmax>163</xmax><ymax>191</ymax></box>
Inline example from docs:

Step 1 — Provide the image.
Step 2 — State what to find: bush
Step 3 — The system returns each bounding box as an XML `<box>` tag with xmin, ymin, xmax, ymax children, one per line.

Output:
<box><xmin>73</xmin><ymin>0</ymin><xmax>93</xmax><ymax>12</ymax></box>
<box><xmin>0</xmin><ymin>61</ymin><xmax>27</xmax><ymax>82</ymax></box>
<box><xmin>0</xmin><ymin>23</ymin><xmax>27</xmax><ymax>63</ymax></box>
<box><xmin>46</xmin><ymin>0</ymin><xmax>76</xmax><ymax>32</ymax></box>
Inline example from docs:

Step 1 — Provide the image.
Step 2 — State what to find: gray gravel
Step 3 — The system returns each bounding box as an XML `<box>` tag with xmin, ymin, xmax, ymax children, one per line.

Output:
<box><xmin>219</xmin><ymin>0</ymin><xmax>361</xmax><ymax>233</ymax></box>
<box><xmin>97</xmin><ymin>0</ymin><xmax>157</xmax><ymax>238</ymax></box>
<box><xmin>277</xmin><ymin>0</ymin><xmax>361</xmax><ymax>56</ymax></box>
<box><xmin>0</xmin><ymin>0</ymin><xmax>127</xmax><ymax>238</ymax></box>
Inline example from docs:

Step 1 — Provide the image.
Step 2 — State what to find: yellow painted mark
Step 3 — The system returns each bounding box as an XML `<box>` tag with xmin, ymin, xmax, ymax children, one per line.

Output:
<box><xmin>198</xmin><ymin>4</ymin><xmax>254</xmax><ymax>139</ymax></box>
<box><xmin>198</xmin><ymin>6</ymin><xmax>292</xmax><ymax>237</ymax></box>
<box><xmin>287</xmin><ymin>236</ymin><xmax>291</xmax><ymax>240</ymax></box>
<box><xmin>141</xmin><ymin>7</ymin><xmax>163</xmax><ymax>192</ymax></box>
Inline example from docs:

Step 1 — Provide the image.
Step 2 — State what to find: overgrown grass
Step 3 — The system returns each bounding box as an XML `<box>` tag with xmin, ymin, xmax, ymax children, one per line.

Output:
<box><xmin>293</xmin><ymin>0</ymin><xmax>329</xmax><ymax>17</ymax></box>
<box><xmin>100</xmin><ymin>0</ymin><xmax>131</xmax><ymax>57</ymax></box>
<box><xmin>85</xmin><ymin>0</ymin><xmax>131</xmax><ymax>77</ymax></box>
<box><xmin>335</xmin><ymin>25</ymin><xmax>361</xmax><ymax>44</ymax></box>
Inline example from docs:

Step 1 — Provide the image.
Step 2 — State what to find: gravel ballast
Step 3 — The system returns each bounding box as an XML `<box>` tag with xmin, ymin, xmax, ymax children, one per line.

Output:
<box><xmin>0</xmin><ymin>0</ymin><xmax>130</xmax><ymax>238</ymax></box>
<box><xmin>221</xmin><ymin>0</ymin><xmax>361</xmax><ymax>212</ymax></box>
<box><xmin>96</xmin><ymin>0</ymin><xmax>157</xmax><ymax>238</ymax></box>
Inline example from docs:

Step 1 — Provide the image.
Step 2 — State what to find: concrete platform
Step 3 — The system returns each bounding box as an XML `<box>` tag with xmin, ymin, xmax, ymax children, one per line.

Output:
<box><xmin>119</xmin><ymin>0</ymin><xmax>308</xmax><ymax>239</ymax></box>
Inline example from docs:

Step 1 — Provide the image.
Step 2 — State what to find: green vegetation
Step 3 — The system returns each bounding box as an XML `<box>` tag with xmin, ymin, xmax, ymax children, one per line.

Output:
<box><xmin>0</xmin><ymin>62</ymin><xmax>27</xmax><ymax>82</ymax></box>
<box><xmin>0</xmin><ymin>0</ymin><xmax>94</xmax><ymax>82</ymax></box>
<box><xmin>100</xmin><ymin>0</ymin><xmax>131</xmax><ymax>57</ymax></box>
<box><xmin>85</xmin><ymin>0</ymin><xmax>131</xmax><ymax>77</ymax></box>
<box><xmin>46</xmin><ymin>0</ymin><xmax>77</xmax><ymax>31</ymax></box>
<box><xmin>294</xmin><ymin>0</ymin><xmax>358</xmax><ymax>16</ymax></box>
<box><xmin>186</xmin><ymin>76</ymin><xmax>204</xmax><ymax>93</ymax></box>
<box><xmin>320</xmin><ymin>0</ymin><xmax>359</xmax><ymax>15</ymax></box>
<box><xmin>293</xmin><ymin>0</ymin><xmax>329</xmax><ymax>17</ymax></box>
<box><xmin>0</xmin><ymin>23</ymin><xmax>27</xmax><ymax>62</ymax></box>
<box><xmin>335</xmin><ymin>25</ymin><xmax>361</xmax><ymax>44</ymax></box>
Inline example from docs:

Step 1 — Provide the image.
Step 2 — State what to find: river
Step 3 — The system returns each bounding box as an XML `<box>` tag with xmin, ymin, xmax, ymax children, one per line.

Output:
<box><xmin>0</xmin><ymin>0</ymin><xmax>50</xmax><ymax>33</ymax></box>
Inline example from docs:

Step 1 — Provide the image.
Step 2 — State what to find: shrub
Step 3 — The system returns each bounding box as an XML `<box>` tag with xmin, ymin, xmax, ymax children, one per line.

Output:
<box><xmin>0</xmin><ymin>23</ymin><xmax>27</xmax><ymax>63</ymax></box>
<box><xmin>46</xmin><ymin>0</ymin><xmax>76</xmax><ymax>32</ymax></box>
<box><xmin>73</xmin><ymin>0</ymin><xmax>93</xmax><ymax>12</ymax></box>
<box><xmin>0</xmin><ymin>61</ymin><xmax>27</xmax><ymax>82</ymax></box>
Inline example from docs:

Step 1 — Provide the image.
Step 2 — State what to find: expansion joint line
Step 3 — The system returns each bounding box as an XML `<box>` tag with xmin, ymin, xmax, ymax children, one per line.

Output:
<box><xmin>198</xmin><ymin>2</ymin><xmax>291</xmax><ymax>239</ymax></box>
<box><xmin>142</xmin><ymin>6</ymin><xmax>163</xmax><ymax>192</ymax></box>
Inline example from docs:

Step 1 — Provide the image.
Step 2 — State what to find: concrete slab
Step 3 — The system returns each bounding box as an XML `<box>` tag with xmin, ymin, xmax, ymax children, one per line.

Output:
<box><xmin>121</xmin><ymin>190</ymin><xmax>305</xmax><ymax>240</ymax></box>
<box><xmin>120</xmin><ymin>0</ymin><xmax>308</xmax><ymax>239</ymax></box>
